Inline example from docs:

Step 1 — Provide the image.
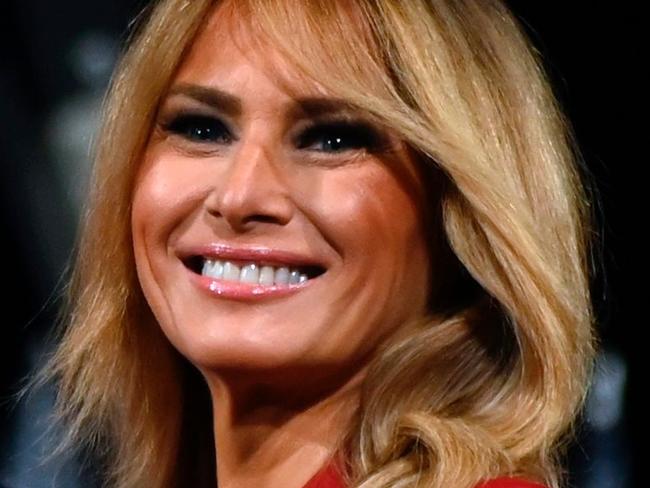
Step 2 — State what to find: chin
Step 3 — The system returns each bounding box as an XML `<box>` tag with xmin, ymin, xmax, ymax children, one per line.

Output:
<box><xmin>160</xmin><ymin>318</ymin><xmax>322</xmax><ymax>372</ymax></box>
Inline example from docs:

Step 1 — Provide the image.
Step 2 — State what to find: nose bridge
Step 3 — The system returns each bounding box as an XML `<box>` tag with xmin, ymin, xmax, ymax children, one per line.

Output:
<box><xmin>209</xmin><ymin>138</ymin><xmax>293</xmax><ymax>230</ymax></box>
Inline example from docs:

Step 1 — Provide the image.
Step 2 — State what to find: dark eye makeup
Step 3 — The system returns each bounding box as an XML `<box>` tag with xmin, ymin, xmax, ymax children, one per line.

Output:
<box><xmin>159</xmin><ymin>110</ymin><xmax>390</xmax><ymax>156</ymax></box>
<box><xmin>161</xmin><ymin>113</ymin><xmax>234</xmax><ymax>145</ymax></box>
<box><xmin>294</xmin><ymin>120</ymin><xmax>387</xmax><ymax>154</ymax></box>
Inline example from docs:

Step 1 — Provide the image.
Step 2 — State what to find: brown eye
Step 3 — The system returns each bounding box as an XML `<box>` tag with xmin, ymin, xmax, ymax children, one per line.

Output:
<box><xmin>163</xmin><ymin>114</ymin><xmax>233</xmax><ymax>144</ymax></box>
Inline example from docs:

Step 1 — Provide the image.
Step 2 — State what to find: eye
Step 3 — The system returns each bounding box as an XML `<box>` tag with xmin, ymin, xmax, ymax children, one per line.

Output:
<box><xmin>162</xmin><ymin>113</ymin><xmax>233</xmax><ymax>144</ymax></box>
<box><xmin>296</xmin><ymin>121</ymin><xmax>384</xmax><ymax>154</ymax></box>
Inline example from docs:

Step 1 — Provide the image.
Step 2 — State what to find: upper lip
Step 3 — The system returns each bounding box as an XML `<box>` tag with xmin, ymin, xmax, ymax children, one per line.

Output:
<box><xmin>176</xmin><ymin>243</ymin><xmax>330</xmax><ymax>271</ymax></box>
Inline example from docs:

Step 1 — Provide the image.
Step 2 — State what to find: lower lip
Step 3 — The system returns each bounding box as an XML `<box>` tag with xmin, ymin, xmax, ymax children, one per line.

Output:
<box><xmin>188</xmin><ymin>269</ymin><xmax>317</xmax><ymax>302</ymax></box>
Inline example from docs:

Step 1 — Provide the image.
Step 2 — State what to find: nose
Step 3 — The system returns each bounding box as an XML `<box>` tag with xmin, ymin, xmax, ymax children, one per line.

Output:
<box><xmin>205</xmin><ymin>140</ymin><xmax>294</xmax><ymax>233</ymax></box>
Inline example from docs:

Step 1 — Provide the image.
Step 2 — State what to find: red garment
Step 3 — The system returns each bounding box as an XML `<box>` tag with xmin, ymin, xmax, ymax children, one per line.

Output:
<box><xmin>303</xmin><ymin>462</ymin><xmax>548</xmax><ymax>488</ymax></box>
<box><xmin>475</xmin><ymin>479</ymin><xmax>548</xmax><ymax>488</ymax></box>
<box><xmin>302</xmin><ymin>462</ymin><xmax>345</xmax><ymax>488</ymax></box>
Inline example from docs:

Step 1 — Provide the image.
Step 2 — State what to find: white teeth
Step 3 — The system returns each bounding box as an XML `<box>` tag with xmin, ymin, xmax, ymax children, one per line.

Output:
<box><xmin>289</xmin><ymin>270</ymin><xmax>301</xmax><ymax>284</ymax></box>
<box><xmin>239</xmin><ymin>263</ymin><xmax>259</xmax><ymax>283</ymax></box>
<box><xmin>259</xmin><ymin>266</ymin><xmax>275</xmax><ymax>286</ymax></box>
<box><xmin>199</xmin><ymin>259</ymin><xmax>317</xmax><ymax>286</ymax></box>
<box><xmin>223</xmin><ymin>261</ymin><xmax>241</xmax><ymax>281</ymax></box>
<box><xmin>274</xmin><ymin>267</ymin><xmax>290</xmax><ymax>285</ymax></box>
<box><xmin>202</xmin><ymin>259</ymin><xmax>224</xmax><ymax>279</ymax></box>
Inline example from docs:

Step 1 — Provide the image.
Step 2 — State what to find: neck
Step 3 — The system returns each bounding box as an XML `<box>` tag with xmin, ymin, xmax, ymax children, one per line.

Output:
<box><xmin>203</xmin><ymin>366</ymin><xmax>365</xmax><ymax>488</ymax></box>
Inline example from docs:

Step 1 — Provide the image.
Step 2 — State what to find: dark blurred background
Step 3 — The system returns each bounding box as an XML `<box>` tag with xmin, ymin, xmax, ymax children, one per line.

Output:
<box><xmin>0</xmin><ymin>1</ymin><xmax>640</xmax><ymax>487</ymax></box>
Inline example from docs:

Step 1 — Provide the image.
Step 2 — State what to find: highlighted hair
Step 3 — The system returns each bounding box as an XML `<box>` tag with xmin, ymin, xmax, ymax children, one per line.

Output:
<box><xmin>38</xmin><ymin>1</ymin><xmax>599</xmax><ymax>487</ymax></box>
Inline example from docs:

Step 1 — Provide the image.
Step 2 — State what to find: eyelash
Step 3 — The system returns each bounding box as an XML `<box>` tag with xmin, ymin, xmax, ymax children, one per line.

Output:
<box><xmin>296</xmin><ymin>121</ymin><xmax>384</xmax><ymax>153</ymax></box>
<box><xmin>162</xmin><ymin>114</ymin><xmax>233</xmax><ymax>145</ymax></box>
<box><xmin>160</xmin><ymin>113</ymin><xmax>386</xmax><ymax>154</ymax></box>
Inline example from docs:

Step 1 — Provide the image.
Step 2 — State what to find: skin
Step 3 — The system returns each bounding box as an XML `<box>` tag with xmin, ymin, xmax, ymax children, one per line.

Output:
<box><xmin>131</xmin><ymin>4</ymin><xmax>432</xmax><ymax>487</ymax></box>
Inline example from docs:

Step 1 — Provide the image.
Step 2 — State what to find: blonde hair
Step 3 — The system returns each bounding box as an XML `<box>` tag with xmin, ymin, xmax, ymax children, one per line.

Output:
<box><xmin>37</xmin><ymin>1</ymin><xmax>599</xmax><ymax>487</ymax></box>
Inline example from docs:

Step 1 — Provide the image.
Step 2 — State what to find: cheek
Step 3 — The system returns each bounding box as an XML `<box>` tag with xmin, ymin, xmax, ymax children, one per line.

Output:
<box><xmin>132</xmin><ymin>144</ymin><xmax>219</xmax><ymax>260</ymax></box>
<box><xmin>130</xmin><ymin>152</ymin><xmax>210</xmax><ymax>326</ymax></box>
<box><xmin>308</xmin><ymin>163</ymin><xmax>430</xmax><ymax>332</ymax></box>
<box><xmin>132</xmin><ymin>154</ymin><xmax>206</xmax><ymax>238</ymax></box>
<box><xmin>316</xmin><ymin>164</ymin><xmax>425</xmax><ymax>265</ymax></box>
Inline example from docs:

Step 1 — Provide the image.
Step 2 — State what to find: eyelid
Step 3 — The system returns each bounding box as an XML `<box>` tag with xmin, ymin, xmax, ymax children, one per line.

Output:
<box><xmin>159</xmin><ymin>108</ymin><xmax>230</xmax><ymax>128</ymax></box>
<box><xmin>157</xmin><ymin>93</ymin><xmax>239</xmax><ymax>127</ymax></box>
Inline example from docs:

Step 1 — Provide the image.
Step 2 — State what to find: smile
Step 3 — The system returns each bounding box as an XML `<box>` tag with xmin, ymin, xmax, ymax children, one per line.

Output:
<box><xmin>178</xmin><ymin>244</ymin><xmax>329</xmax><ymax>301</ymax></box>
<box><xmin>186</xmin><ymin>257</ymin><xmax>325</xmax><ymax>285</ymax></box>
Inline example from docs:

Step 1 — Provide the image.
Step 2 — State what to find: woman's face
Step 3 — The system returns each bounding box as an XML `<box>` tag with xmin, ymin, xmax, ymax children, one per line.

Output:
<box><xmin>131</xmin><ymin>6</ymin><xmax>432</xmax><ymax>383</ymax></box>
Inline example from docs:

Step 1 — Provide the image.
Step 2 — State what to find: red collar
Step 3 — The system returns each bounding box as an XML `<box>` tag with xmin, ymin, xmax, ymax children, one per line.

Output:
<box><xmin>303</xmin><ymin>462</ymin><xmax>548</xmax><ymax>488</ymax></box>
<box><xmin>302</xmin><ymin>463</ymin><xmax>344</xmax><ymax>488</ymax></box>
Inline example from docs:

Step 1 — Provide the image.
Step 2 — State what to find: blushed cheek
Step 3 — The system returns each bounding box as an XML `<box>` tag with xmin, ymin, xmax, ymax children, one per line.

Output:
<box><xmin>346</xmin><ymin>170</ymin><xmax>423</xmax><ymax>260</ymax></box>
<box><xmin>320</xmin><ymin>164</ymin><xmax>429</xmax><ymax>326</ymax></box>
<box><xmin>357</xmin><ymin>171</ymin><xmax>429</xmax><ymax>311</ymax></box>
<box><xmin>134</xmin><ymin>161</ymin><xmax>184</xmax><ymax>223</ymax></box>
<box><xmin>131</xmin><ymin>177</ymin><xmax>162</xmax><ymax>298</ymax></box>
<box><xmin>132</xmin><ymin>151</ymin><xmax>212</xmax><ymax>245</ymax></box>
<box><xmin>131</xmin><ymin>151</ymin><xmax>165</xmax><ymax>246</ymax></box>
<box><xmin>131</xmin><ymin>199</ymin><xmax>187</xmax><ymax>359</ymax></box>
<box><xmin>131</xmin><ymin>155</ymin><xmax>182</xmax><ymax>322</ymax></box>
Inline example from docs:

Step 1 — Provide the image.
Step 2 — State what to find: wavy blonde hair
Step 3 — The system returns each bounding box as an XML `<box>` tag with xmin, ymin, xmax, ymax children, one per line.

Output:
<box><xmin>37</xmin><ymin>0</ymin><xmax>599</xmax><ymax>487</ymax></box>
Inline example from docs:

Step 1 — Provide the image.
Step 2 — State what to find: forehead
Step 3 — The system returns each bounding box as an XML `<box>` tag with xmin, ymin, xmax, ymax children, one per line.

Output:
<box><xmin>173</xmin><ymin>1</ymin><xmax>333</xmax><ymax>101</ymax></box>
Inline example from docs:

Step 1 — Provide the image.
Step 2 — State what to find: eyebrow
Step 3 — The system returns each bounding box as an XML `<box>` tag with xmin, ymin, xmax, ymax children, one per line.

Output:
<box><xmin>167</xmin><ymin>83</ymin><xmax>242</xmax><ymax>117</ymax></box>
<box><xmin>166</xmin><ymin>83</ymin><xmax>362</xmax><ymax>120</ymax></box>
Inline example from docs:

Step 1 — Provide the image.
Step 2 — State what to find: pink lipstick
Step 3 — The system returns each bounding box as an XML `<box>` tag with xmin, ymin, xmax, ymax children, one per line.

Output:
<box><xmin>177</xmin><ymin>243</ymin><xmax>328</xmax><ymax>302</ymax></box>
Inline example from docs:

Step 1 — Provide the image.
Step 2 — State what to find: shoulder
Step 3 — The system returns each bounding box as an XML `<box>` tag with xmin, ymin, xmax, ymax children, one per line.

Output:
<box><xmin>475</xmin><ymin>477</ymin><xmax>548</xmax><ymax>488</ymax></box>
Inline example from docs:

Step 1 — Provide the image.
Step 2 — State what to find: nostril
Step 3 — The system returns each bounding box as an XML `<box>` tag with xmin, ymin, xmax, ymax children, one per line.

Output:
<box><xmin>246</xmin><ymin>214</ymin><xmax>280</xmax><ymax>224</ymax></box>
